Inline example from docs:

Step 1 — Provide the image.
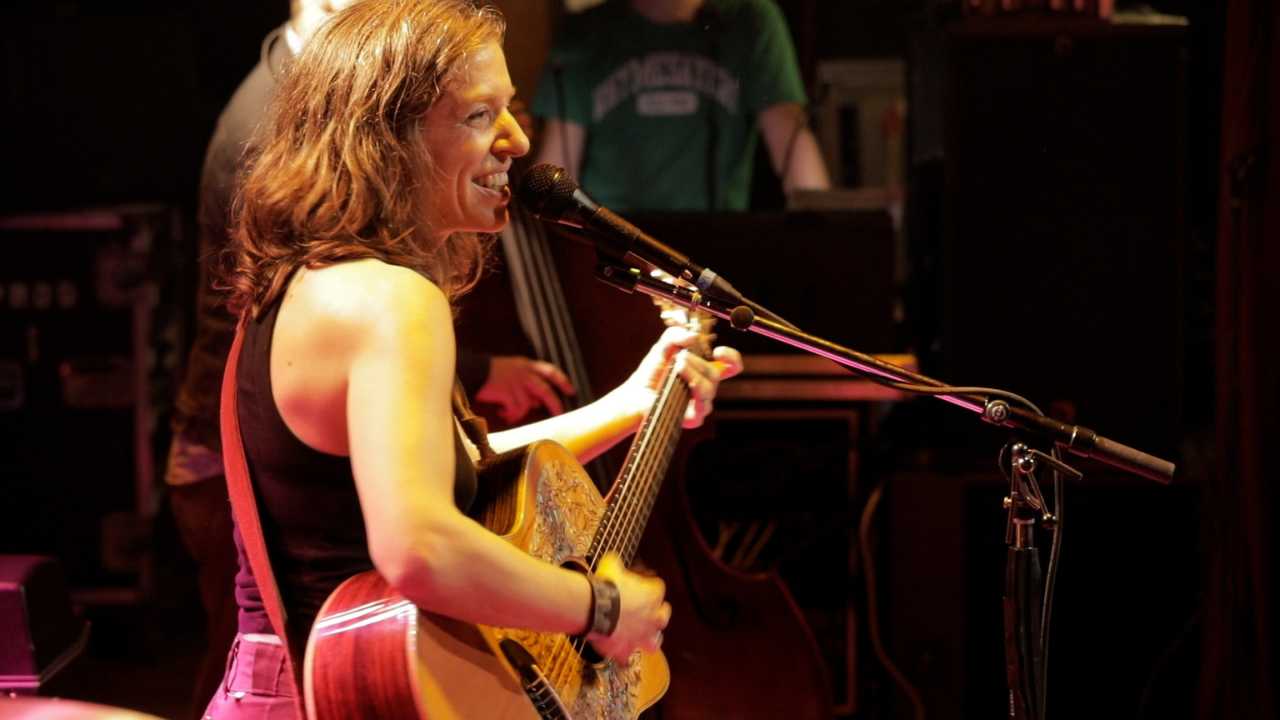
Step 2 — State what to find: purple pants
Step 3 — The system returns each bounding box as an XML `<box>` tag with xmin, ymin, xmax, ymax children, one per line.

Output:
<box><xmin>201</xmin><ymin>634</ymin><xmax>300</xmax><ymax>720</ymax></box>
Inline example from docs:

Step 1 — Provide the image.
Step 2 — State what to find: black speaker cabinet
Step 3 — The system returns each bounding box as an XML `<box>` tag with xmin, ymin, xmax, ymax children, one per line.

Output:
<box><xmin>925</xmin><ymin>20</ymin><xmax>1188</xmax><ymax>458</ymax></box>
<box><xmin>0</xmin><ymin>555</ymin><xmax>88</xmax><ymax>694</ymax></box>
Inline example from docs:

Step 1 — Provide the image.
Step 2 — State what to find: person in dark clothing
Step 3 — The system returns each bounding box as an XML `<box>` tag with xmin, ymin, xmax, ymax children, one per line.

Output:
<box><xmin>200</xmin><ymin>1</ymin><xmax>740</xmax><ymax>717</ymax></box>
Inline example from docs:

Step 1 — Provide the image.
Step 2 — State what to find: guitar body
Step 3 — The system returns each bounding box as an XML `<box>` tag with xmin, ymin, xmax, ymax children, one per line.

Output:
<box><xmin>304</xmin><ymin>440</ymin><xmax>669</xmax><ymax>720</ymax></box>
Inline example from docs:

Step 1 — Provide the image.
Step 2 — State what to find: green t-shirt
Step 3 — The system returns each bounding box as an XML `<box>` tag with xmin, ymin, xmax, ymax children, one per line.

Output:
<box><xmin>532</xmin><ymin>0</ymin><xmax>807</xmax><ymax>211</ymax></box>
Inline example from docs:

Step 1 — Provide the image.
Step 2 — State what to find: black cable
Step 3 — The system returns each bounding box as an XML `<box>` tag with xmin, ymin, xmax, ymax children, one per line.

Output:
<box><xmin>860</xmin><ymin>480</ymin><xmax>927</xmax><ymax>720</ymax></box>
<box><xmin>734</xmin><ymin>286</ymin><xmax>1068</xmax><ymax>716</ymax></box>
<box><xmin>732</xmin><ymin>294</ymin><xmax>1047</xmax><ymax>414</ymax></box>
<box><xmin>879</xmin><ymin>383</ymin><xmax>1043</xmax><ymax>417</ymax></box>
<box><xmin>1039</xmin><ymin>455</ymin><xmax>1064</xmax><ymax>719</ymax></box>
<box><xmin>996</xmin><ymin>415</ymin><xmax>1066</xmax><ymax>720</ymax></box>
<box><xmin>1136</xmin><ymin>603</ymin><xmax>1202</xmax><ymax>720</ymax></box>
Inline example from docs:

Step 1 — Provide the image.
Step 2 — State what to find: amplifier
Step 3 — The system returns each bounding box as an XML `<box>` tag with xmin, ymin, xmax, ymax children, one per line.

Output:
<box><xmin>0</xmin><ymin>555</ymin><xmax>88</xmax><ymax>695</ymax></box>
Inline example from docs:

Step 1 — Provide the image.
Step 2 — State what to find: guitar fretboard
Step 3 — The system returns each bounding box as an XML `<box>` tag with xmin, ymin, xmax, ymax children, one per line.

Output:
<box><xmin>587</xmin><ymin>346</ymin><xmax>697</xmax><ymax>566</ymax></box>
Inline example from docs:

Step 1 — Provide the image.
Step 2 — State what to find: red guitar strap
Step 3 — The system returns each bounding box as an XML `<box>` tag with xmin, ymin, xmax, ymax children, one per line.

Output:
<box><xmin>220</xmin><ymin>319</ymin><xmax>308</xmax><ymax>718</ymax></box>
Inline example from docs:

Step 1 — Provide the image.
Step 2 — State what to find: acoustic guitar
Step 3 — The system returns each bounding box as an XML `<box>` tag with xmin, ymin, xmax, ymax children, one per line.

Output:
<box><xmin>303</xmin><ymin>299</ymin><xmax>714</xmax><ymax>719</ymax></box>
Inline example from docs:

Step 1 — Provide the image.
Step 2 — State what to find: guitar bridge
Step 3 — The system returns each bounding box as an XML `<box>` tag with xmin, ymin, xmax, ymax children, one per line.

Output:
<box><xmin>500</xmin><ymin>638</ymin><xmax>574</xmax><ymax>720</ymax></box>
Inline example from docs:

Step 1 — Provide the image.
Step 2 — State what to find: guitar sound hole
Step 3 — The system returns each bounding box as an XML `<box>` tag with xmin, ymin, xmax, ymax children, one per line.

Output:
<box><xmin>580</xmin><ymin>643</ymin><xmax>605</xmax><ymax>668</ymax></box>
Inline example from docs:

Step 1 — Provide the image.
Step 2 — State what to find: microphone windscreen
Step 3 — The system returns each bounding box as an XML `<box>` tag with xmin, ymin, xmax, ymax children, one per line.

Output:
<box><xmin>516</xmin><ymin>163</ymin><xmax>579</xmax><ymax>217</ymax></box>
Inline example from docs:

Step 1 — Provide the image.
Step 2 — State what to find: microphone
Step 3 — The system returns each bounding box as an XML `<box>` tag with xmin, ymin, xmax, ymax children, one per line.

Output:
<box><xmin>515</xmin><ymin>163</ymin><xmax>743</xmax><ymax>302</ymax></box>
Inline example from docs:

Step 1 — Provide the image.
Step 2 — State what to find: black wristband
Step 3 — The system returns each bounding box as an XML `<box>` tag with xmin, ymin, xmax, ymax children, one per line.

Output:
<box><xmin>585</xmin><ymin>574</ymin><xmax>620</xmax><ymax>637</ymax></box>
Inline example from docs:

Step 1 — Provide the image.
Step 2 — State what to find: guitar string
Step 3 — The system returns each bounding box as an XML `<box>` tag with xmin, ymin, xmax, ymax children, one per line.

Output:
<box><xmin>532</xmin><ymin>229</ymin><xmax>582</xmax><ymax>392</ymax></box>
<box><xmin>608</xmin><ymin>335</ymin><xmax>709</xmax><ymax>565</ymax></box>
<box><xmin>502</xmin><ymin>208</ymin><xmax>684</xmax><ymax>695</ymax></box>
<box><xmin>502</xmin><ymin>209</ymin><xmax>599</xmax><ymax>693</ymax></box>
<box><xmin>574</xmin><ymin>336</ymin><xmax>705</xmax><ymax>668</ymax></box>
<box><xmin>531</xmin><ymin>263</ymin><xmax>670</xmax><ymax>691</ymax></box>
<box><xmin>508</xmin><ymin>205</ymin><xmax>591</xmax><ymax>405</ymax></box>
<box><xmin>542</xmin><ymin>379</ymin><xmax>664</xmax><ymax>686</ymax></box>
<box><xmin>546</xmin><ymin>362</ymin><xmax>685</xmax><ymax>687</ymax></box>
<box><xmin>523</xmin><ymin>214</ymin><xmax>572</xmax><ymax>377</ymax></box>
<box><xmin>519</xmin><ymin>209</ymin><xmax>619</xmax><ymax>488</ymax></box>
<box><xmin>615</xmin><ymin>382</ymin><xmax>687</xmax><ymax>564</ymax></box>
<box><xmin>593</xmin><ymin>349</ymin><xmax>703</xmax><ymax>680</ymax></box>
<box><xmin>592</xmin><ymin>359</ymin><xmax>684</xmax><ymax>569</ymax></box>
<box><xmin>526</xmin><ymin>217</ymin><xmax>587</xmax><ymax>397</ymax></box>
<box><xmin>551</xmin><ymin>377</ymin><xmax>687</xmax><ymax>693</ymax></box>
<box><xmin>503</xmin><ymin>207</ymin><xmax>553</xmax><ymax>363</ymax></box>
<box><xmin>541</xmin><ymin>325</ymin><xmax>708</xmax><ymax>690</ymax></box>
<box><xmin>543</xmin><ymin>363</ymin><xmax>684</xmax><ymax>688</ymax></box>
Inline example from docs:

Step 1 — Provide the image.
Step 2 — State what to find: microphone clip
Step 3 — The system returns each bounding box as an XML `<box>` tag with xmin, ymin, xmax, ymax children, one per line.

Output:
<box><xmin>594</xmin><ymin>261</ymin><xmax>642</xmax><ymax>295</ymax></box>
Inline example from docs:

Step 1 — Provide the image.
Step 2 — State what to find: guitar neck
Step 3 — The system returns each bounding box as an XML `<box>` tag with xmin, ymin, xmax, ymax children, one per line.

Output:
<box><xmin>588</xmin><ymin>355</ymin><xmax>692</xmax><ymax>566</ymax></box>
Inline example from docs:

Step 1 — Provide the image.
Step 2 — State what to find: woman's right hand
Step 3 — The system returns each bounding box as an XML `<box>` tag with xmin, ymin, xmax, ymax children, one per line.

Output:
<box><xmin>586</xmin><ymin>553</ymin><xmax>670</xmax><ymax>662</ymax></box>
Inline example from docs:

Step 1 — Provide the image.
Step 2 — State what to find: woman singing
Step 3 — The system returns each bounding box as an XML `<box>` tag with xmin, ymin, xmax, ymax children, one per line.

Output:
<box><xmin>203</xmin><ymin>1</ymin><xmax>741</xmax><ymax>717</ymax></box>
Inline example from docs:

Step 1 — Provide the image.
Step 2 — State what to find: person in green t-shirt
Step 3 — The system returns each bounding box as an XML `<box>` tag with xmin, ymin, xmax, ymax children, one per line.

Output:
<box><xmin>532</xmin><ymin>0</ymin><xmax>829</xmax><ymax>211</ymax></box>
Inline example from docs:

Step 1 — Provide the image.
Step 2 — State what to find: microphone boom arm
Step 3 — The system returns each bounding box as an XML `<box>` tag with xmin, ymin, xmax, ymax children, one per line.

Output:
<box><xmin>601</xmin><ymin>262</ymin><xmax>1176</xmax><ymax>485</ymax></box>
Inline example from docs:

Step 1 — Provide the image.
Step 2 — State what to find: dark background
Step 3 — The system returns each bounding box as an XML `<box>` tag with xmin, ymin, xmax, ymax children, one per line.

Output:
<box><xmin>2</xmin><ymin>1</ymin><xmax>1272</xmax><ymax>719</ymax></box>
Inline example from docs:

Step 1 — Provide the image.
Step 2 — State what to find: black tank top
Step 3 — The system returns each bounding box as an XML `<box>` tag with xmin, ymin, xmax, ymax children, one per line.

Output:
<box><xmin>232</xmin><ymin>293</ymin><xmax>478</xmax><ymax>640</ymax></box>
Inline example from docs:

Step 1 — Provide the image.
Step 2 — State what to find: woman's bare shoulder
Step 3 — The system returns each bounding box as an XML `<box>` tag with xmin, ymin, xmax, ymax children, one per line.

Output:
<box><xmin>277</xmin><ymin>259</ymin><xmax>453</xmax><ymax>360</ymax></box>
<box><xmin>290</xmin><ymin>259</ymin><xmax>449</xmax><ymax>325</ymax></box>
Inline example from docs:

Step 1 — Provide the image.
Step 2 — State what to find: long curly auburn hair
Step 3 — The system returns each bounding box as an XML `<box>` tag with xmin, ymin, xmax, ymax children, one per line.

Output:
<box><xmin>224</xmin><ymin>0</ymin><xmax>506</xmax><ymax>318</ymax></box>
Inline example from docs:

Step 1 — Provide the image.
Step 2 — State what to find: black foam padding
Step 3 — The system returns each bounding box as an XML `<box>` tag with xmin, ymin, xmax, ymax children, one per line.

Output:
<box><xmin>516</xmin><ymin>163</ymin><xmax>579</xmax><ymax>217</ymax></box>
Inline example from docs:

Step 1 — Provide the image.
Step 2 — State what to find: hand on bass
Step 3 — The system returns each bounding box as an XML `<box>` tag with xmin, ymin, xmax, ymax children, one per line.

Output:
<box><xmin>475</xmin><ymin>355</ymin><xmax>576</xmax><ymax>424</ymax></box>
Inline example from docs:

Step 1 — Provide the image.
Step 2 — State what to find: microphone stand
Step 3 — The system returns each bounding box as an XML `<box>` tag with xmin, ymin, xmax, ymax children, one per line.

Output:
<box><xmin>594</xmin><ymin>261</ymin><xmax>1175</xmax><ymax>719</ymax></box>
<box><xmin>999</xmin><ymin>443</ymin><xmax>1079</xmax><ymax>720</ymax></box>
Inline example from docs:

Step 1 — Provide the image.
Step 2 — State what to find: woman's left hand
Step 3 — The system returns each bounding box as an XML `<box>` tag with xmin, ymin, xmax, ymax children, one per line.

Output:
<box><xmin>619</xmin><ymin>326</ymin><xmax>744</xmax><ymax>428</ymax></box>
